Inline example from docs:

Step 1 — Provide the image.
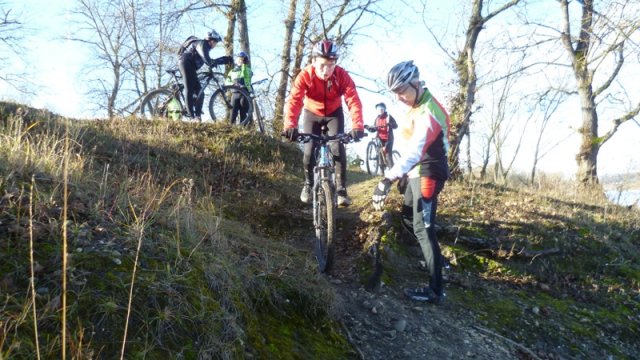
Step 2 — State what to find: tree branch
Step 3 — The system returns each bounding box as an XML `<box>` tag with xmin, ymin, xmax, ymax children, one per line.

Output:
<box><xmin>593</xmin><ymin>42</ymin><xmax>624</xmax><ymax>98</ymax></box>
<box><xmin>600</xmin><ymin>101</ymin><xmax>640</xmax><ymax>145</ymax></box>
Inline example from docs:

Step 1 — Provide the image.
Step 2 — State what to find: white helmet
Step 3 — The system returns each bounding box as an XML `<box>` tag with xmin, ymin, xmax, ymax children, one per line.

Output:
<box><xmin>387</xmin><ymin>60</ymin><xmax>420</xmax><ymax>92</ymax></box>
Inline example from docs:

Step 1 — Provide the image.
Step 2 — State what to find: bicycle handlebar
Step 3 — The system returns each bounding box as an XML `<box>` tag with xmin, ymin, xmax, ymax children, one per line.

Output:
<box><xmin>281</xmin><ymin>132</ymin><xmax>367</xmax><ymax>144</ymax></box>
<box><xmin>252</xmin><ymin>78</ymin><xmax>268</xmax><ymax>86</ymax></box>
<box><xmin>364</xmin><ymin>125</ymin><xmax>388</xmax><ymax>132</ymax></box>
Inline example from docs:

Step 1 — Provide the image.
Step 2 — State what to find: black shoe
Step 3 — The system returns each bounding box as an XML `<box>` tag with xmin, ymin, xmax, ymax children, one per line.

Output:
<box><xmin>403</xmin><ymin>287</ymin><xmax>443</xmax><ymax>304</ymax></box>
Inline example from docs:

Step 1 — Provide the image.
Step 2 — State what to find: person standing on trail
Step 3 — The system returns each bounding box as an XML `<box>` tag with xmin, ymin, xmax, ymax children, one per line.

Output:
<box><xmin>225</xmin><ymin>51</ymin><xmax>253</xmax><ymax>125</ymax></box>
<box><xmin>366</xmin><ymin>102</ymin><xmax>398</xmax><ymax>174</ymax></box>
<box><xmin>282</xmin><ymin>39</ymin><xmax>365</xmax><ymax>207</ymax></box>
<box><xmin>177</xmin><ymin>29</ymin><xmax>233</xmax><ymax>121</ymax></box>
<box><xmin>371</xmin><ymin>60</ymin><xmax>450</xmax><ymax>304</ymax></box>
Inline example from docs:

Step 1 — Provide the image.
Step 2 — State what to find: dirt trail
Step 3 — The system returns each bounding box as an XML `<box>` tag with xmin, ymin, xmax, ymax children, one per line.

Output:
<box><xmin>326</xmin><ymin>201</ymin><xmax>534</xmax><ymax>360</ymax></box>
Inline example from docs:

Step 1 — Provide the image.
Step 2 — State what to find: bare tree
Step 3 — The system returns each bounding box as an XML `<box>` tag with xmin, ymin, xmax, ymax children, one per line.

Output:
<box><xmin>273</xmin><ymin>0</ymin><xmax>302</xmax><ymax>135</ymax></box>
<box><xmin>234</xmin><ymin>0</ymin><xmax>250</xmax><ymax>55</ymax></box>
<box><xmin>0</xmin><ymin>3</ymin><xmax>25</xmax><ymax>91</ymax></box>
<box><xmin>423</xmin><ymin>0</ymin><xmax>522</xmax><ymax>179</ymax></box>
<box><xmin>556</xmin><ymin>0</ymin><xmax>640</xmax><ymax>184</ymax></box>
<box><xmin>530</xmin><ymin>88</ymin><xmax>569</xmax><ymax>184</ymax></box>
<box><xmin>72</xmin><ymin>0</ymin><xmax>134</xmax><ymax>119</ymax></box>
<box><xmin>272</xmin><ymin>0</ymin><xmax>385</xmax><ymax>134</ymax></box>
<box><xmin>121</xmin><ymin>0</ymin><xmax>182</xmax><ymax>112</ymax></box>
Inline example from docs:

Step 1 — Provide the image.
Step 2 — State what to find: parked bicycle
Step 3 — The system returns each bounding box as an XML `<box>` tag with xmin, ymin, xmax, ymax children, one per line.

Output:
<box><xmin>138</xmin><ymin>68</ymin><xmax>253</xmax><ymax>123</ymax></box>
<box><xmin>245</xmin><ymin>78</ymin><xmax>268</xmax><ymax>133</ymax></box>
<box><xmin>288</xmin><ymin>126</ymin><xmax>361</xmax><ymax>273</ymax></box>
<box><xmin>364</xmin><ymin>125</ymin><xmax>400</xmax><ymax>176</ymax></box>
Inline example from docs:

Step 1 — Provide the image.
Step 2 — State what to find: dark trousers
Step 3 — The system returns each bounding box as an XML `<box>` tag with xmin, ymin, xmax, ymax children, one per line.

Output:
<box><xmin>401</xmin><ymin>176</ymin><xmax>445</xmax><ymax>296</ymax></box>
<box><xmin>230</xmin><ymin>91</ymin><xmax>250</xmax><ymax>124</ymax></box>
<box><xmin>178</xmin><ymin>56</ymin><xmax>203</xmax><ymax>118</ymax></box>
<box><xmin>380</xmin><ymin>138</ymin><xmax>395</xmax><ymax>170</ymax></box>
<box><xmin>301</xmin><ymin>108</ymin><xmax>347</xmax><ymax>191</ymax></box>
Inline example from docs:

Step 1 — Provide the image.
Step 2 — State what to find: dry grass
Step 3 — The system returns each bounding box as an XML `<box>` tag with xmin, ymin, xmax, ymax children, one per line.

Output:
<box><xmin>0</xmin><ymin>104</ymin><xmax>341</xmax><ymax>358</ymax></box>
<box><xmin>1</xmin><ymin>101</ymin><xmax>638</xmax><ymax>358</ymax></box>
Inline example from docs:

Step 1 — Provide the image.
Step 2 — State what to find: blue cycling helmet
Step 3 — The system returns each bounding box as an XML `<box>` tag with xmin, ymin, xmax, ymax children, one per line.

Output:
<box><xmin>236</xmin><ymin>51</ymin><xmax>249</xmax><ymax>61</ymax></box>
<box><xmin>375</xmin><ymin>102</ymin><xmax>386</xmax><ymax>110</ymax></box>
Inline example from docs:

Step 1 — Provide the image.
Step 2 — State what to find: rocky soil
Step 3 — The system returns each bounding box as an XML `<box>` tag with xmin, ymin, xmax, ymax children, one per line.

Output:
<box><xmin>323</xmin><ymin>205</ymin><xmax>545</xmax><ymax>360</ymax></box>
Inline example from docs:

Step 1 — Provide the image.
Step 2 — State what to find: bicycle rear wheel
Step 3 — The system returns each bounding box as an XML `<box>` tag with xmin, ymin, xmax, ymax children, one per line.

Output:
<box><xmin>208</xmin><ymin>86</ymin><xmax>253</xmax><ymax>125</ymax></box>
<box><xmin>366</xmin><ymin>141</ymin><xmax>379</xmax><ymax>175</ymax></box>
<box><xmin>139</xmin><ymin>88</ymin><xmax>182</xmax><ymax>121</ymax></box>
<box><xmin>314</xmin><ymin>181</ymin><xmax>335</xmax><ymax>273</ymax></box>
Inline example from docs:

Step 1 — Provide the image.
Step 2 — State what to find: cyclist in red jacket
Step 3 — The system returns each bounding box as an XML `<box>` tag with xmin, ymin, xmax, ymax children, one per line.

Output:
<box><xmin>366</xmin><ymin>102</ymin><xmax>398</xmax><ymax>174</ymax></box>
<box><xmin>283</xmin><ymin>39</ymin><xmax>365</xmax><ymax>206</ymax></box>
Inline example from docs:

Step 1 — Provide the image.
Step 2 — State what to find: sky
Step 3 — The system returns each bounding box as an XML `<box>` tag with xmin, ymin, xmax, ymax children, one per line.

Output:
<box><xmin>1</xmin><ymin>0</ymin><xmax>639</xmax><ymax>181</ymax></box>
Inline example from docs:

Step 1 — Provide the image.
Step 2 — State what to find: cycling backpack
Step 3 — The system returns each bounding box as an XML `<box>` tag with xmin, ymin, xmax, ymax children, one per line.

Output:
<box><xmin>178</xmin><ymin>35</ymin><xmax>199</xmax><ymax>55</ymax></box>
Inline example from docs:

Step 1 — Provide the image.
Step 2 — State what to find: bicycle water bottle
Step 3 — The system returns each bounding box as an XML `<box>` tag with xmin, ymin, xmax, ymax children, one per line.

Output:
<box><xmin>167</xmin><ymin>98</ymin><xmax>181</xmax><ymax>121</ymax></box>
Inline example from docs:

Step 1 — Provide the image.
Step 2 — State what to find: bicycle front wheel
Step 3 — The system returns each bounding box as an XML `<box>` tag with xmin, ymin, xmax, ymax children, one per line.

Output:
<box><xmin>139</xmin><ymin>88</ymin><xmax>182</xmax><ymax>121</ymax></box>
<box><xmin>314</xmin><ymin>181</ymin><xmax>335</xmax><ymax>273</ymax></box>
<box><xmin>366</xmin><ymin>141</ymin><xmax>379</xmax><ymax>175</ymax></box>
<box><xmin>208</xmin><ymin>86</ymin><xmax>253</xmax><ymax>125</ymax></box>
<box><xmin>252</xmin><ymin>98</ymin><xmax>265</xmax><ymax>133</ymax></box>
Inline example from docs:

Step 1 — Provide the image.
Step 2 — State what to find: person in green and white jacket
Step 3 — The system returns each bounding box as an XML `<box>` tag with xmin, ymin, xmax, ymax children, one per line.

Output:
<box><xmin>226</xmin><ymin>51</ymin><xmax>253</xmax><ymax>124</ymax></box>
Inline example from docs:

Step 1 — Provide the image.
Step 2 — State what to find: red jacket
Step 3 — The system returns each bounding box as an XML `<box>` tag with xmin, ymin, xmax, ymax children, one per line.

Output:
<box><xmin>284</xmin><ymin>64</ymin><xmax>364</xmax><ymax>130</ymax></box>
<box><xmin>374</xmin><ymin>113</ymin><xmax>397</xmax><ymax>141</ymax></box>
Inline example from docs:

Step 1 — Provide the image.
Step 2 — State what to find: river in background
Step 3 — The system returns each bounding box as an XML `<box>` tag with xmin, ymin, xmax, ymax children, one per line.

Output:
<box><xmin>606</xmin><ymin>189</ymin><xmax>640</xmax><ymax>207</ymax></box>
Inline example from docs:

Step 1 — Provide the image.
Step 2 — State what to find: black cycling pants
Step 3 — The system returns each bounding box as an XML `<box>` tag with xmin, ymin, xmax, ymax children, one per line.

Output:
<box><xmin>230</xmin><ymin>91</ymin><xmax>250</xmax><ymax>124</ymax></box>
<box><xmin>301</xmin><ymin>108</ymin><xmax>347</xmax><ymax>191</ymax></box>
<box><xmin>178</xmin><ymin>56</ymin><xmax>202</xmax><ymax>118</ymax></box>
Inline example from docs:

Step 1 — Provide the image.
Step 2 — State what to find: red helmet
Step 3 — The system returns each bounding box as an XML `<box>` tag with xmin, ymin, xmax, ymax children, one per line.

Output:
<box><xmin>311</xmin><ymin>40</ymin><xmax>338</xmax><ymax>60</ymax></box>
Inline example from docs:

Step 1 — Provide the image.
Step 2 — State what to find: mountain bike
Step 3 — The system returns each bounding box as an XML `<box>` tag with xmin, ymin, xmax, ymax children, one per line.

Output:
<box><xmin>290</xmin><ymin>126</ymin><xmax>360</xmax><ymax>273</ymax></box>
<box><xmin>138</xmin><ymin>68</ymin><xmax>252</xmax><ymax>124</ymax></box>
<box><xmin>364</xmin><ymin>125</ymin><xmax>400</xmax><ymax>175</ymax></box>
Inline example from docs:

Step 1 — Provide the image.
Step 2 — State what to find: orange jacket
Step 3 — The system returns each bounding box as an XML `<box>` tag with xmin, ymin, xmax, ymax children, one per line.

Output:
<box><xmin>284</xmin><ymin>64</ymin><xmax>364</xmax><ymax>130</ymax></box>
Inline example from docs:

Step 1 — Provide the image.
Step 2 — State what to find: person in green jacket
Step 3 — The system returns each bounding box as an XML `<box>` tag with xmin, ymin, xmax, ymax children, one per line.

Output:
<box><xmin>226</xmin><ymin>51</ymin><xmax>253</xmax><ymax>124</ymax></box>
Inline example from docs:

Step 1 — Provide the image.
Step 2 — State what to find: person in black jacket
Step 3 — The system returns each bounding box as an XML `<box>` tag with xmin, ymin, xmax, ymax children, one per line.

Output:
<box><xmin>178</xmin><ymin>29</ymin><xmax>232</xmax><ymax>121</ymax></box>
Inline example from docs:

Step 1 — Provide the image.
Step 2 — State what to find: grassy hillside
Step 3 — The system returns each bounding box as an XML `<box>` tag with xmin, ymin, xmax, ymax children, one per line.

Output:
<box><xmin>0</xmin><ymin>103</ymin><xmax>351</xmax><ymax>358</ymax></box>
<box><xmin>1</xmin><ymin>101</ymin><xmax>639</xmax><ymax>359</ymax></box>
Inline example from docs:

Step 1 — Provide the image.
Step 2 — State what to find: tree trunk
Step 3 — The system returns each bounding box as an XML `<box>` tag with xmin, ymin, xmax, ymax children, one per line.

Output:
<box><xmin>559</xmin><ymin>0</ymin><xmax>599</xmax><ymax>185</ymax></box>
<box><xmin>236</xmin><ymin>0</ymin><xmax>250</xmax><ymax>55</ymax></box>
<box><xmin>575</xmin><ymin>80</ymin><xmax>599</xmax><ymax>184</ymax></box>
<box><xmin>273</xmin><ymin>0</ymin><xmax>298</xmax><ymax>135</ymax></box>
<box><xmin>448</xmin><ymin>0</ymin><xmax>482</xmax><ymax>180</ymax></box>
<box><xmin>291</xmin><ymin>0</ymin><xmax>311</xmax><ymax>87</ymax></box>
<box><xmin>224</xmin><ymin>4</ymin><xmax>237</xmax><ymax>57</ymax></box>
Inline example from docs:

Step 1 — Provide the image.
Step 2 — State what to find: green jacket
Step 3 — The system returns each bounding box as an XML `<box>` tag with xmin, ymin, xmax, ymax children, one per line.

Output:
<box><xmin>225</xmin><ymin>64</ymin><xmax>253</xmax><ymax>92</ymax></box>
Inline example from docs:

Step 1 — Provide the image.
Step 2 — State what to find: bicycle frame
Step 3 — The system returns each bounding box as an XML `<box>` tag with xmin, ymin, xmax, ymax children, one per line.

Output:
<box><xmin>313</xmin><ymin>140</ymin><xmax>337</xmax><ymax>208</ymax></box>
<box><xmin>167</xmin><ymin>69</ymin><xmax>228</xmax><ymax>115</ymax></box>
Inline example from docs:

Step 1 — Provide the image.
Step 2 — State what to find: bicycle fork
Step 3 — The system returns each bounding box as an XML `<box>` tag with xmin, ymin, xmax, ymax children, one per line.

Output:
<box><xmin>312</xmin><ymin>145</ymin><xmax>336</xmax><ymax>230</ymax></box>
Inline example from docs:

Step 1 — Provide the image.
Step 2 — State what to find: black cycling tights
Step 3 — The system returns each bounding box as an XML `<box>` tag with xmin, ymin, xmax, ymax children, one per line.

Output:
<box><xmin>301</xmin><ymin>108</ymin><xmax>347</xmax><ymax>191</ymax></box>
<box><xmin>178</xmin><ymin>57</ymin><xmax>202</xmax><ymax>118</ymax></box>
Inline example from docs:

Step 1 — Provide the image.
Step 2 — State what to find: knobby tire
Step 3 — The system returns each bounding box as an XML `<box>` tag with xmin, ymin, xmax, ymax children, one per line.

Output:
<box><xmin>208</xmin><ymin>86</ymin><xmax>253</xmax><ymax>125</ymax></box>
<box><xmin>314</xmin><ymin>180</ymin><xmax>335</xmax><ymax>273</ymax></box>
<box><xmin>139</xmin><ymin>88</ymin><xmax>181</xmax><ymax>120</ymax></box>
<box><xmin>366</xmin><ymin>141</ymin><xmax>379</xmax><ymax>175</ymax></box>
